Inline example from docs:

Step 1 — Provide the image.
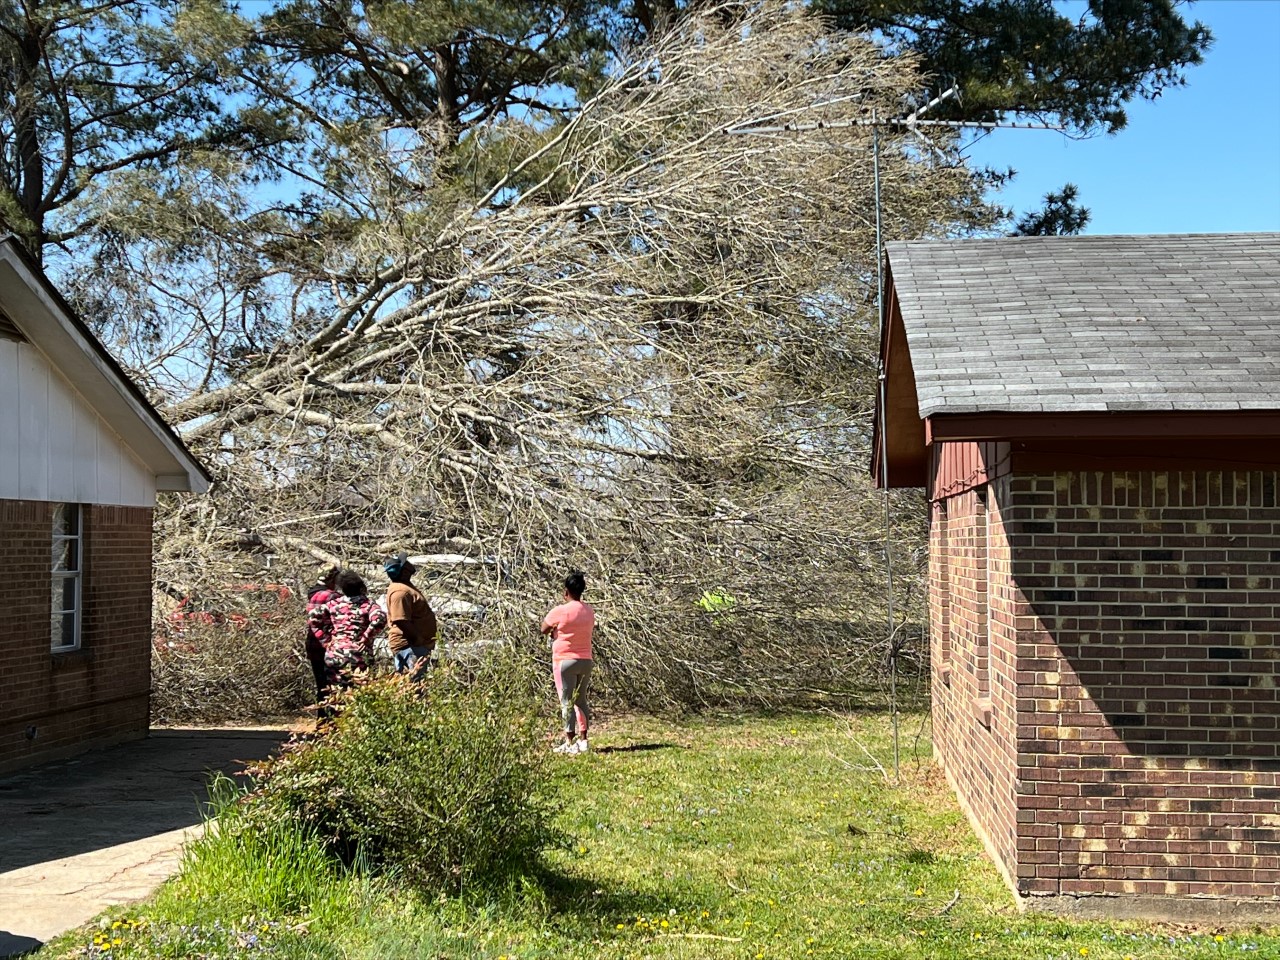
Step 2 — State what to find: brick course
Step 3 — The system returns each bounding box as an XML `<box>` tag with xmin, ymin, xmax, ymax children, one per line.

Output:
<box><xmin>932</xmin><ymin>460</ymin><xmax>1280</xmax><ymax>913</ymax></box>
<box><xmin>0</xmin><ymin>499</ymin><xmax>154</xmax><ymax>774</ymax></box>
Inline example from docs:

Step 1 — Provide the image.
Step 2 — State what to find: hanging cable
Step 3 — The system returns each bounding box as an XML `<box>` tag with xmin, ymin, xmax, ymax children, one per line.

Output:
<box><xmin>872</xmin><ymin>118</ymin><xmax>900</xmax><ymax>783</ymax></box>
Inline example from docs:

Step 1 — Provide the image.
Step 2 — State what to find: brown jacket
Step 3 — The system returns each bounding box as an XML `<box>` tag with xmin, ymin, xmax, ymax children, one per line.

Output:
<box><xmin>385</xmin><ymin>581</ymin><xmax>436</xmax><ymax>653</ymax></box>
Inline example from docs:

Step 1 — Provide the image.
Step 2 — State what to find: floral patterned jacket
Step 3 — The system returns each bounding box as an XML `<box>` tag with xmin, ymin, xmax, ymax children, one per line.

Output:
<box><xmin>305</xmin><ymin>587</ymin><xmax>339</xmax><ymax>647</ymax></box>
<box><xmin>309</xmin><ymin>594</ymin><xmax>387</xmax><ymax>673</ymax></box>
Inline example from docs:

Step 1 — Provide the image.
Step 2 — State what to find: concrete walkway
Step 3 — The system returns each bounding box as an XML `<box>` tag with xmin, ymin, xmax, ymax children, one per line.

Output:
<box><xmin>0</xmin><ymin>728</ymin><xmax>288</xmax><ymax>958</ymax></box>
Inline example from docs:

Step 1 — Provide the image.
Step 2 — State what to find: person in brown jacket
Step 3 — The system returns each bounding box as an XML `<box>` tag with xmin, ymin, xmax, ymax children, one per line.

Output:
<box><xmin>383</xmin><ymin>551</ymin><xmax>436</xmax><ymax>677</ymax></box>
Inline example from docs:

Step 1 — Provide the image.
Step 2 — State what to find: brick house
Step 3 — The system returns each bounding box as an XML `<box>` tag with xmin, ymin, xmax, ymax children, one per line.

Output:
<box><xmin>0</xmin><ymin>237</ymin><xmax>209</xmax><ymax>774</ymax></box>
<box><xmin>874</xmin><ymin>233</ymin><xmax>1280</xmax><ymax>920</ymax></box>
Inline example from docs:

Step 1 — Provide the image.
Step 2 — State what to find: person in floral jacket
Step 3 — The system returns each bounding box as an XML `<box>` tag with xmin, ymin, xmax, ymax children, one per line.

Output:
<box><xmin>309</xmin><ymin>569</ymin><xmax>387</xmax><ymax>691</ymax></box>
<box><xmin>304</xmin><ymin>566</ymin><xmax>341</xmax><ymax>702</ymax></box>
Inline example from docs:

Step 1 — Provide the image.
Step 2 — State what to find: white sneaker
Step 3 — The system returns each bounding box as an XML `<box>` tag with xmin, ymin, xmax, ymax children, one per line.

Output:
<box><xmin>574</xmin><ymin>739</ymin><xmax>590</xmax><ymax>754</ymax></box>
<box><xmin>554</xmin><ymin>740</ymin><xmax>577</xmax><ymax>754</ymax></box>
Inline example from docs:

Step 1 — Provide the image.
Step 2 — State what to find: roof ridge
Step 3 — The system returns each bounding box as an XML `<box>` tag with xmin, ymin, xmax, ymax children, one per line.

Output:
<box><xmin>888</xmin><ymin>231</ymin><xmax>1280</xmax><ymax>248</ymax></box>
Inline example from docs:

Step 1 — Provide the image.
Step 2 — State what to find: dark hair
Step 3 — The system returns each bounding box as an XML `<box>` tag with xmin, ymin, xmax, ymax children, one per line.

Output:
<box><xmin>563</xmin><ymin>570</ymin><xmax>586</xmax><ymax>600</ymax></box>
<box><xmin>337</xmin><ymin>570</ymin><xmax>367</xmax><ymax>598</ymax></box>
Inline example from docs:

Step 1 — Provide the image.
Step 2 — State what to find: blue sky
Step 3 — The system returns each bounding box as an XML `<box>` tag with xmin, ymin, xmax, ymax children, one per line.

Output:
<box><xmin>964</xmin><ymin>0</ymin><xmax>1280</xmax><ymax>235</ymax></box>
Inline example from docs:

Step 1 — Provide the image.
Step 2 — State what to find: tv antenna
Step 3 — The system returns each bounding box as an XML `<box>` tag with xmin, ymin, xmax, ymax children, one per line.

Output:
<box><xmin>726</xmin><ymin>86</ymin><xmax>1064</xmax><ymax>780</ymax></box>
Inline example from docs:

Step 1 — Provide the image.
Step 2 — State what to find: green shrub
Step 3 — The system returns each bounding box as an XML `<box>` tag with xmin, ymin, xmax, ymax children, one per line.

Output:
<box><xmin>169</xmin><ymin>775</ymin><xmax>339</xmax><ymax>916</ymax></box>
<box><xmin>249</xmin><ymin>664</ymin><xmax>553</xmax><ymax>892</ymax></box>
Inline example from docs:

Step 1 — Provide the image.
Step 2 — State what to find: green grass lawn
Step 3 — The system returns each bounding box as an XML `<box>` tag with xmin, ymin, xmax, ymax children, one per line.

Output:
<box><xmin>42</xmin><ymin>711</ymin><xmax>1280</xmax><ymax>959</ymax></box>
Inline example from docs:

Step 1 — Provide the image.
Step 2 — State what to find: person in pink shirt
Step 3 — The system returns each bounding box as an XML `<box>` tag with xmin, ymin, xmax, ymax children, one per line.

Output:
<box><xmin>541</xmin><ymin>570</ymin><xmax>595</xmax><ymax>754</ymax></box>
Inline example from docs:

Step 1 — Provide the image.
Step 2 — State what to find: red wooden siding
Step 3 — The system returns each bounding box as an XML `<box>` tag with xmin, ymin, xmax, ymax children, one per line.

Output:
<box><xmin>930</xmin><ymin>440</ymin><xmax>1011</xmax><ymax>502</ymax></box>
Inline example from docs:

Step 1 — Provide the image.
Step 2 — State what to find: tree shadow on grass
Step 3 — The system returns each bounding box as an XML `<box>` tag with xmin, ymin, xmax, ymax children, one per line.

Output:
<box><xmin>526</xmin><ymin>864</ymin><xmax>678</xmax><ymax>928</ymax></box>
<box><xmin>593</xmin><ymin>742</ymin><xmax>676</xmax><ymax>754</ymax></box>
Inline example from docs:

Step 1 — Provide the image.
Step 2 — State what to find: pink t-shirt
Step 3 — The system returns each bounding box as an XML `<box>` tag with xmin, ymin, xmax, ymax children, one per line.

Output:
<box><xmin>543</xmin><ymin>600</ymin><xmax>595</xmax><ymax>662</ymax></box>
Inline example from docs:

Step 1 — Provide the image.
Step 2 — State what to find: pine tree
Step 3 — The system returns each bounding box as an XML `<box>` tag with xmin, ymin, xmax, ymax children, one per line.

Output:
<box><xmin>812</xmin><ymin>0</ymin><xmax>1211</xmax><ymax>134</ymax></box>
<box><xmin>1013</xmin><ymin>183</ymin><xmax>1091</xmax><ymax>236</ymax></box>
<box><xmin>0</xmin><ymin>0</ymin><xmax>284</xmax><ymax>259</ymax></box>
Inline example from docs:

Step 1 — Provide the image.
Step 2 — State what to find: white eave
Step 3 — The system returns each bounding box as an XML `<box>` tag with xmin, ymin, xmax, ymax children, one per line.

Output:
<box><xmin>0</xmin><ymin>238</ymin><xmax>211</xmax><ymax>494</ymax></box>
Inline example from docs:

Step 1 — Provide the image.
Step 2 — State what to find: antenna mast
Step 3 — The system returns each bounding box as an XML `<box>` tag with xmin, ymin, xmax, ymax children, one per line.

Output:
<box><xmin>727</xmin><ymin>86</ymin><xmax>1063</xmax><ymax>781</ymax></box>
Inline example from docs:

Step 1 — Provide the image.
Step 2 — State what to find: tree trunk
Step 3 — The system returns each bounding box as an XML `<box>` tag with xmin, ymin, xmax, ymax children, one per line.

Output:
<box><xmin>15</xmin><ymin>19</ymin><xmax>45</xmax><ymax>256</ymax></box>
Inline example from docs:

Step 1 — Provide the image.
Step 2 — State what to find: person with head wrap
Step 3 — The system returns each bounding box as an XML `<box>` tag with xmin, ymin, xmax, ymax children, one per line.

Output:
<box><xmin>304</xmin><ymin>566</ymin><xmax>340</xmax><ymax>701</ymax></box>
<box><xmin>384</xmin><ymin>552</ymin><xmax>437</xmax><ymax>677</ymax></box>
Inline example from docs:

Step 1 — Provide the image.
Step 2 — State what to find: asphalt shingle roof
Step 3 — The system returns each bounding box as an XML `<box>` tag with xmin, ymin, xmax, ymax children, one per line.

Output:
<box><xmin>886</xmin><ymin>233</ymin><xmax>1280</xmax><ymax>416</ymax></box>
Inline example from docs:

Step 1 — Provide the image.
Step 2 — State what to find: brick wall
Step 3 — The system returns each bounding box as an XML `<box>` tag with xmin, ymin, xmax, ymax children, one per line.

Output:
<box><xmin>0</xmin><ymin>499</ymin><xmax>154</xmax><ymax>774</ymax></box>
<box><xmin>930</xmin><ymin>480</ymin><xmax>1021</xmax><ymax>890</ymax></box>
<box><xmin>936</xmin><ymin>471</ymin><xmax>1280</xmax><ymax>916</ymax></box>
<box><xmin>1005</xmin><ymin>470</ymin><xmax>1280</xmax><ymax>905</ymax></box>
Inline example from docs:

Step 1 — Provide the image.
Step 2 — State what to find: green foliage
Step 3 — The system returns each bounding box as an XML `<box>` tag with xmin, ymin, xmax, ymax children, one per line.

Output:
<box><xmin>695</xmin><ymin>588</ymin><xmax>737</xmax><ymax>618</ymax></box>
<box><xmin>168</xmin><ymin>774</ymin><xmax>341</xmax><ymax>918</ymax></box>
<box><xmin>249</xmin><ymin>668</ymin><xmax>555</xmax><ymax>892</ymax></box>
<box><xmin>0</xmin><ymin>0</ymin><xmax>281</xmax><ymax>254</ymax></box>
<box><xmin>813</xmin><ymin>0</ymin><xmax>1212</xmax><ymax>134</ymax></box>
<box><xmin>256</xmin><ymin>0</ymin><xmax>610</xmax><ymax>141</ymax></box>
<box><xmin>37</xmin><ymin>713</ymin><xmax>1280</xmax><ymax>959</ymax></box>
<box><xmin>1013</xmin><ymin>182</ymin><xmax>1092</xmax><ymax>236</ymax></box>
<box><xmin>9</xmin><ymin>1</ymin><xmax>1212</xmax><ymax>722</ymax></box>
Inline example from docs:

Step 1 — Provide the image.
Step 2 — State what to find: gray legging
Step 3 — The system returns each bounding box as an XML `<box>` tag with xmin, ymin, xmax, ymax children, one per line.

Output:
<box><xmin>555</xmin><ymin>658</ymin><xmax>594</xmax><ymax>737</ymax></box>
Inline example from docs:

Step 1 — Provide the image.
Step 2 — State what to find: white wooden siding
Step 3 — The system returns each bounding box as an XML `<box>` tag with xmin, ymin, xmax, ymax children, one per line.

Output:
<box><xmin>0</xmin><ymin>338</ymin><xmax>21</xmax><ymax>496</ymax></box>
<box><xmin>0</xmin><ymin>338</ymin><xmax>156</xmax><ymax>507</ymax></box>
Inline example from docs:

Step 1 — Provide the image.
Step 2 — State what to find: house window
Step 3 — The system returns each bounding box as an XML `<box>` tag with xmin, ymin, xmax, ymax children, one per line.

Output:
<box><xmin>52</xmin><ymin>503</ymin><xmax>83</xmax><ymax>652</ymax></box>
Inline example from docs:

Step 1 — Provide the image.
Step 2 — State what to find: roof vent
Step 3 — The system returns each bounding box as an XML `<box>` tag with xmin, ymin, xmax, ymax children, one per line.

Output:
<box><xmin>0</xmin><ymin>310</ymin><xmax>24</xmax><ymax>342</ymax></box>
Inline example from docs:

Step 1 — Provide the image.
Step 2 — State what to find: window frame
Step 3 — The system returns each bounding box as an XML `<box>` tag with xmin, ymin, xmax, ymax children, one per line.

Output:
<box><xmin>51</xmin><ymin>502</ymin><xmax>83</xmax><ymax>653</ymax></box>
